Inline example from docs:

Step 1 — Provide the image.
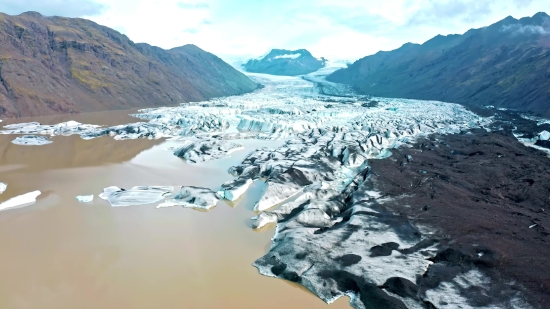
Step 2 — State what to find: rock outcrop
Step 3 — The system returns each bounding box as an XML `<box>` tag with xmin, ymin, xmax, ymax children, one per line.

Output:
<box><xmin>328</xmin><ymin>12</ymin><xmax>550</xmax><ymax>117</ymax></box>
<box><xmin>0</xmin><ymin>11</ymin><xmax>259</xmax><ymax>118</ymax></box>
<box><xmin>243</xmin><ymin>49</ymin><xmax>326</xmax><ymax>76</ymax></box>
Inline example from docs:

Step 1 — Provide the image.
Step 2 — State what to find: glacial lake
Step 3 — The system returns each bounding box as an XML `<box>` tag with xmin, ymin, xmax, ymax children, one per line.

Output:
<box><xmin>0</xmin><ymin>110</ymin><xmax>352</xmax><ymax>309</ymax></box>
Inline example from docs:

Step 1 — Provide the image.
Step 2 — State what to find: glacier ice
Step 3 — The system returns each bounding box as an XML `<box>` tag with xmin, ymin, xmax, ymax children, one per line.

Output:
<box><xmin>158</xmin><ymin>186</ymin><xmax>219</xmax><ymax>210</ymax></box>
<box><xmin>99</xmin><ymin>186</ymin><xmax>122</xmax><ymax>200</ymax></box>
<box><xmin>12</xmin><ymin>135</ymin><xmax>52</xmax><ymax>146</ymax></box>
<box><xmin>540</xmin><ymin>130</ymin><xmax>550</xmax><ymax>141</ymax></box>
<box><xmin>172</xmin><ymin>138</ymin><xmax>244</xmax><ymax>163</ymax></box>
<box><xmin>217</xmin><ymin>178</ymin><xmax>253</xmax><ymax>201</ymax></box>
<box><xmin>76</xmin><ymin>195</ymin><xmax>94</xmax><ymax>203</ymax></box>
<box><xmin>100</xmin><ymin>186</ymin><xmax>173</xmax><ymax>207</ymax></box>
<box><xmin>0</xmin><ymin>190</ymin><xmax>41</xmax><ymax>211</ymax></box>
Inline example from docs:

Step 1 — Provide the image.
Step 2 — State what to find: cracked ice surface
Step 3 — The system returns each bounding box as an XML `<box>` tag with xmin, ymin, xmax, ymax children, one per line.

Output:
<box><xmin>0</xmin><ymin>72</ymin><xmax>488</xmax><ymax>148</ymax></box>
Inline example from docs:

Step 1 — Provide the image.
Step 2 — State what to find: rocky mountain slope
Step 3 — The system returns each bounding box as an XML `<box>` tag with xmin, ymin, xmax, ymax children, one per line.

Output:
<box><xmin>328</xmin><ymin>12</ymin><xmax>550</xmax><ymax>117</ymax></box>
<box><xmin>0</xmin><ymin>11</ymin><xmax>259</xmax><ymax>118</ymax></box>
<box><xmin>243</xmin><ymin>49</ymin><xmax>326</xmax><ymax>76</ymax></box>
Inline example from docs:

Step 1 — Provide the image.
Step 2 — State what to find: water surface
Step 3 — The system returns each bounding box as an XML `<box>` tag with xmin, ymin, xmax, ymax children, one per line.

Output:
<box><xmin>0</xmin><ymin>110</ymin><xmax>351</xmax><ymax>309</ymax></box>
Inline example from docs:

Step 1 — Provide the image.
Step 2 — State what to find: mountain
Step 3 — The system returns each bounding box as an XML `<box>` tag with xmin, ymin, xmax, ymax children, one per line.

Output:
<box><xmin>242</xmin><ymin>49</ymin><xmax>326</xmax><ymax>76</ymax></box>
<box><xmin>328</xmin><ymin>12</ymin><xmax>550</xmax><ymax>117</ymax></box>
<box><xmin>0</xmin><ymin>12</ymin><xmax>259</xmax><ymax>118</ymax></box>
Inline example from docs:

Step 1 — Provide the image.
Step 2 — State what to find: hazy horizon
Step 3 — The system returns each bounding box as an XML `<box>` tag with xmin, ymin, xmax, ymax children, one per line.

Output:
<box><xmin>1</xmin><ymin>0</ymin><xmax>549</xmax><ymax>61</ymax></box>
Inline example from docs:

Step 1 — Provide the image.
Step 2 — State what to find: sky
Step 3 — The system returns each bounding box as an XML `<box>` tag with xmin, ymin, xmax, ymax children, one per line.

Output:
<box><xmin>1</xmin><ymin>0</ymin><xmax>549</xmax><ymax>61</ymax></box>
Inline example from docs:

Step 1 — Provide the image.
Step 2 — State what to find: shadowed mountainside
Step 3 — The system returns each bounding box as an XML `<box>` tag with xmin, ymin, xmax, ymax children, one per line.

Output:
<box><xmin>0</xmin><ymin>11</ymin><xmax>259</xmax><ymax>118</ymax></box>
<box><xmin>328</xmin><ymin>12</ymin><xmax>550</xmax><ymax>117</ymax></box>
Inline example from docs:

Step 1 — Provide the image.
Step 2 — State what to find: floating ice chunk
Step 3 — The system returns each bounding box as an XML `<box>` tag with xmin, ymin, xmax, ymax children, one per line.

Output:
<box><xmin>217</xmin><ymin>178</ymin><xmax>253</xmax><ymax>201</ymax></box>
<box><xmin>99</xmin><ymin>186</ymin><xmax>122</xmax><ymax>200</ymax></box>
<box><xmin>12</xmin><ymin>135</ymin><xmax>52</xmax><ymax>146</ymax></box>
<box><xmin>539</xmin><ymin>130</ymin><xmax>550</xmax><ymax>141</ymax></box>
<box><xmin>100</xmin><ymin>186</ymin><xmax>173</xmax><ymax>207</ymax></box>
<box><xmin>2</xmin><ymin>122</ymin><xmax>42</xmax><ymax>130</ymax></box>
<box><xmin>2</xmin><ymin>121</ymin><xmax>100</xmax><ymax>137</ymax></box>
<box><xmin>0</xmin><ymin>190</ymin><xmax>41</xmax><ymax>211</ymax></box>
<box><xmin>158</xmin><ymin>186</ymin><xmax>219</xmax><ymax>210</ymax></box>
<box><xmin>76</xmin><ymin>195</ymin><xmax>94</xmax><ymax>203</ymax></box>
<box><xmin>0</xmin><ymin>182</ymin><xmax>6</xmax><ymax>194</ymax></box>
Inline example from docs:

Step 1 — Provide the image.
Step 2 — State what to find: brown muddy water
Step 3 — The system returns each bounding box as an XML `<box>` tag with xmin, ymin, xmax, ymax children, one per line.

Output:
<box><xmin>0</xmin><ymin>110</ymin><xmax>351</xmax><ymax>309</ymax></box>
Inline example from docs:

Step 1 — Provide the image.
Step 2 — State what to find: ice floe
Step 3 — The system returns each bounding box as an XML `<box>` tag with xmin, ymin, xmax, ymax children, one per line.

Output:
<box><xmin>12</xmin><ymin>135</ymin><xmax>52</xmax><ymax>146</ymax></box>
<box><xmin>158</xmin><ymin>186</ymin><xmax>219</xmax><ymax>210</ymax></box>
<box><xmin>76</xmin><ymin>195</ymin><xmax>94</xmax><ymax>203</ymax></box>
<box><xmin>0</xmin><ymin>190</ymin><xmax>41</xmax><ymax>211</ymax></box>
<box><xmin>100</xmin><ymin>186</ymin><xmax>173</xmax><ymax>207</ymax></box>
<box><xmin>172</xmin><ymin>139</ymin><xmax>244</xmax><ymax>163</ymax></box>
<box><xmin>217</xmin><ymin>178</ymin><xmax>253</xmax><ymax>201</ymax></box>
<box><xmin>0</xmin><ymin>182</ymin><xmax>6</xmax><ymax>194</ymax></box>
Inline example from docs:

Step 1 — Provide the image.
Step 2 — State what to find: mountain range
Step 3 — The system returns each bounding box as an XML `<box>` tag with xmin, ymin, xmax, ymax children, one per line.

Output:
<box><xmin>328</xmin><ymin>12</ymin><xmax>550</xmax><ymax>117</ymax></box>
<box><xmin>0</xmin><ymin>11</ymin><xmax>258</xmax><ymax>118</ymax></box>
<box><xmin>242</xmin><ymin>49</ymin><xmax>326</xmax><ymax>76</ymax></box>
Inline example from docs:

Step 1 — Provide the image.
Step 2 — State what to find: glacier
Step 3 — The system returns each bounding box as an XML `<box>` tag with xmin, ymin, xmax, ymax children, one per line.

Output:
<box><xmin>1</xmin><ymin>64</ymin><xmax>532</xmax><ymax>309</ymax></box>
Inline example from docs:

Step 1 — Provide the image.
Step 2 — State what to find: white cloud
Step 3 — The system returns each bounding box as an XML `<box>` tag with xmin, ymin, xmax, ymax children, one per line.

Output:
<box><xmin>4</xmin><ymin>0</ymin><xmax>550</xmax><ymax>61</ymax></box>
<box><xmin>502</xmin><ymin>24</ymin><xmax>550</xmax><ymax>35</ymax></box>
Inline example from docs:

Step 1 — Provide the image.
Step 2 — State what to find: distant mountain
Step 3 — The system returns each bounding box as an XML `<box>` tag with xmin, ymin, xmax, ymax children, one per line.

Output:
<box><xmin>328</xmin><ymin>12</ymin><xmax>550</xmax><ymax>117</ymax></box>
<box><xmin>0</xmin><ymin>12</ymin><xmax>259</xmax><ymax>118</ymax></box>
<box><xmin>242</xmin><ymin>49</ymin><xmax>326</xmax><ymax>76</ymax></box>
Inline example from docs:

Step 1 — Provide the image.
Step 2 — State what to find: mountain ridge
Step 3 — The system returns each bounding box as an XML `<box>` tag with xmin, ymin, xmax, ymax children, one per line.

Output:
<box><xmin>242</xmin><ymin>48</ymin><xmax>326</xmax><ymax>76</ymax></box>
<box><xmin>328</xmin><ymin>12</ymin><xmax>550</xmax><ymax>117</ymax></box>
<box><xmin>0</xmin><ymin>11</ymin><xmax>259</xmax><ymax>118</ymax></box>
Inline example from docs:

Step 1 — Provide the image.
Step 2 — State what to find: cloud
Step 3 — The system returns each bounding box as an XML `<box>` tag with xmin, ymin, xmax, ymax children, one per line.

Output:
<box><xmin>177</xmin><ymin>2</ymin><xmax>209</xmax><ymax>10</ymax></box>
<box><xmin>0</xmin><ymin>0</ymin><xmax>105</xmax><ymax>17</ymax></box>
<box><xmin>406</xmin><ymin>0</ymin><xmax>494</xmax><ymax>26</ymax></box>
<box><xmin>513</xmin><ymin>0</ymin><xmax>534</xmax><ymax>8</ymax></box>
<box><xmin>502</xmin><ymin>24</ymin><xmax>550</xmax><ymax>35</ymax></box>
<box><xmin>182</xmin><ymin>28</ymin><xmax>199</xmax><ymax>34</ymax></box>
<box><xmin>81</xmin><ymin>0</ymin><xmax>550</xmax><ymax>60</ymax></box>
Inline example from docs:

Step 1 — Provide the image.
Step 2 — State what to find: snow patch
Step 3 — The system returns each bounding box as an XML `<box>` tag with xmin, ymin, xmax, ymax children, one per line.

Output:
<box><xmin>273</xmin><ymin>53</ymin><xmax>302</xmax><ymax>60</ymax></box>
